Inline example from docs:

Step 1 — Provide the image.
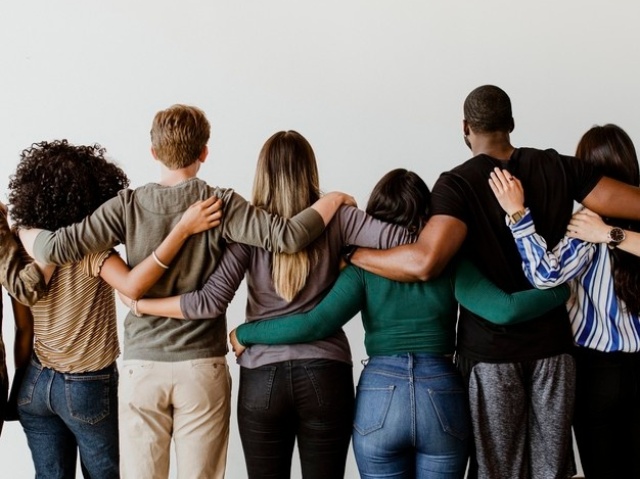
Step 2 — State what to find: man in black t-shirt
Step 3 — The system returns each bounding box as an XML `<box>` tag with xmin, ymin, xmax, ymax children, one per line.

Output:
<box><xmin>350</xmin><ymin>85</ymin><xmax>640</xmax><ymax>478</ymax></box>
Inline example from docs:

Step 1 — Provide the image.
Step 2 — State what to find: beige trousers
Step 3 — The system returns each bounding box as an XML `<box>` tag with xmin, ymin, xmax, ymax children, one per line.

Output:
<box><xmin>119</xmin><ymin>357</ymin><xmax>231</xmax><ymax>479</ymax></box>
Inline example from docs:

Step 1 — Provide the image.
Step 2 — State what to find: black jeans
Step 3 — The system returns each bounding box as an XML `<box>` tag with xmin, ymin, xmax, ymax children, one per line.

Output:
<box><xmin>238</xmin><ymin>358</ymin><xmax>354</xmax><ymax>479</ymax></box>
<box><xmin>573</xmin><ymin>346</ymin><xmax>640</xmax><ymax>479</ymax></box>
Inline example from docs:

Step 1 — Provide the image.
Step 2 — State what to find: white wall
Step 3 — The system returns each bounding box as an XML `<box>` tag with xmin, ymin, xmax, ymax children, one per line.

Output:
<box><xmin>1</xmin><ymin>1</ymin><xmax>639</xmax><ymax>477</ymax></box>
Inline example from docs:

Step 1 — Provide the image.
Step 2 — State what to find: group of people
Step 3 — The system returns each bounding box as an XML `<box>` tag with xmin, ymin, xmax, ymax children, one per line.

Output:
<box><xmin>0</xmin><ymin>84</ymin><xmax>639</xmax><ymax>479</ymax></box>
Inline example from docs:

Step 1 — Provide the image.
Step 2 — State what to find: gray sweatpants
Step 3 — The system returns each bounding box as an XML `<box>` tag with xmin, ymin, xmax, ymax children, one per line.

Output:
<box><xmin>462</xmin><ymin>354</ymin><xmax>576</xmax><ymax>479</ymax></box>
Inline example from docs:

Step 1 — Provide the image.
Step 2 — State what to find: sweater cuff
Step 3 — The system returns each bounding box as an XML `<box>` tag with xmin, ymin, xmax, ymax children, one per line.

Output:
<box><xmin>234</xmin><ymin>324</ymin><xmax>250</xmax><ymax>346</ymax></box>
<box><xmin>509</xmin><ymin>208</ymin><xmax>536</xmax><ymax>238</ymax></box>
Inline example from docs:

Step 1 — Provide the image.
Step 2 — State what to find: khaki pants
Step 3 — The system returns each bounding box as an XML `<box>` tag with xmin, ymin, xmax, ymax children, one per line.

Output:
<box><xmin>119</xmin><ymin>357</ymin><xmax>231</xmax><ymax>479</ymax></box>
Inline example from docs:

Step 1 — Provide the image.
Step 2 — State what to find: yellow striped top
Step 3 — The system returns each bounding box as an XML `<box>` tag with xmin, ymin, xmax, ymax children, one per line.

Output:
<box><xmin>32</xmin><ymin>250</ymin><xmax>120</xmax><ymax>373</ymax></box>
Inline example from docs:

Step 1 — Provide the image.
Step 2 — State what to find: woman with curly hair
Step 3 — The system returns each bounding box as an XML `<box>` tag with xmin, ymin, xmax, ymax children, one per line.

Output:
<box><xmin>489</xmin><ymin>124</ymin><xmax>640</xmax><ymax>478</ymax></box>
<box><xmin>8</xmin><ymin>139</ymin><xmax>218</xmax><ymax>479</ymax></box>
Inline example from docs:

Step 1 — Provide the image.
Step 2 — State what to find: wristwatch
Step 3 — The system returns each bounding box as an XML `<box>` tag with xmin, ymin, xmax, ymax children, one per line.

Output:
<box><xmin>508</xmin><ymin>209</ymin><xmax>526</xmax><ymax>225</ymax></box>
<box><xmin>606</xmin><ymin>227</ymin><xmax>626</xmax><ymax>247</ymax></box>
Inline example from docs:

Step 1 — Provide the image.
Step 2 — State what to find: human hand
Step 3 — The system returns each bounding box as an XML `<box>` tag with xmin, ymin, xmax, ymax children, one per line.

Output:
<box><xmin>488</xmin><ymin>167</ymin><xmax>525</xmax><ymax>215</ymax></box>
<box><xmin>327</xmin><ymin>191</ymin><xmax>358</xmax><ymax>209</ymax></box>
<box><xmin>229</xmin><ymin>329</ymin><xmax>246</xmax><ymax>358</ymax></box>
<box><xmin>178</xmin><ymin>196</ymin><xmax>223</xmax><ymax>236</ymax></box>
<box><xmin>566</xmin><ymin>208</ymin><xmax>609</xmax><ymax>243</ymax></box>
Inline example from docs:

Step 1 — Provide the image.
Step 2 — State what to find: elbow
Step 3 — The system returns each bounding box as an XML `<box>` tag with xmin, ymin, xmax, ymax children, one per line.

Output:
<box><xmin>118</xmin><ymin>284</ymin><xmax>145</xmax><ymax>301</ymax></box>
<box><xmin>411</xmin><ymin>254</ymin><xmax>442</xmax><ymax>282</ymax></box>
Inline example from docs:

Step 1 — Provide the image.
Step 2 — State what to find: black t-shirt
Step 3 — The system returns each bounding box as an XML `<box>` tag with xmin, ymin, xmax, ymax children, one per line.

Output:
<box><xmin>431</xmin><ymin>147</ymin><xmax>602</xmax><ymax>362</ymax></box>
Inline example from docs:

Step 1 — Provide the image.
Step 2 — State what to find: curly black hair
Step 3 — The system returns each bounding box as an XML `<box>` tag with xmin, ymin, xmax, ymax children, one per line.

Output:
<box><xmin>8</xmin><ymin>139</ymin><xmax>129</xmax><ymax>230</ymax></box>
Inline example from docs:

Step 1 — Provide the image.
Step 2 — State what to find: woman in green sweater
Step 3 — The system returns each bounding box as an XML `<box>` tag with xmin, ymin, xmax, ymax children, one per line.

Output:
<box><xmin>230</xmin><ymin>168</ymin><xmax>569</xmax><ymax>479</ymax></box>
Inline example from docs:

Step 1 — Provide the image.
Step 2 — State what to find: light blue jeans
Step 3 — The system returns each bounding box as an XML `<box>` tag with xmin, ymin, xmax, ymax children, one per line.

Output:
<box><xmin>353</xmin><ymin>354</ymin><xmax>470</xmax><ymax>479</ymax></box>
<box><xmin>17</xmin><ymin>356</ymin><xmax>119</xmax><ymax>479</ymax></box>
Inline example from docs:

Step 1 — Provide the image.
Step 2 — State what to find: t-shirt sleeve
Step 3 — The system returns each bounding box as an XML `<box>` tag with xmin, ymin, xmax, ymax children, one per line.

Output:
<box><xmin>429</xmin><ymin>172</ymin><xmax>470</xmax><ymax>224</ymax></box>
<box><xmin>81</xmin><ymin>249</ymin><xmax>119</xmax><ymax>278</ymax></box>
<box><xmin>558</xmin><ymin>154</ymin><xmax>603</xmax><ymax>202</ymax></box>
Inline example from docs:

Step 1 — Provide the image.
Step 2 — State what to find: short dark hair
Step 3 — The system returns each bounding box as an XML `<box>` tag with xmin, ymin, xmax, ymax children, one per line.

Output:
<box><xmin>464</xmin><ymin>85</ymin><xmax>514</xmax><ymax>133</ymax></box>
<box><xmin>8</xmin><ymin>139</ymin><xmax>129</xmax><ymax>230</ymax></box>
<box><xmin>366</xmin><ymin>168</ymin><xmax>430</xmax><ymax>233</ymax></box>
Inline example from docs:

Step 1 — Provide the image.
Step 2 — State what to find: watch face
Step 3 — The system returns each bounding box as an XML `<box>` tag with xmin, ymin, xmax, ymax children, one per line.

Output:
<box><xmin>609</xmin><ymin>227</ymin><xmax>626</xmax><ymax>244</ymax></box>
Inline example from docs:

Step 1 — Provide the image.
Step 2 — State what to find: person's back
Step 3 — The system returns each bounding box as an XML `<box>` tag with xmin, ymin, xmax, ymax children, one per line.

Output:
<box><xmin>436</xmin><ymin>147</ymin><xmax>599</xmax><ymax>362</ymax></box>
<box><xmin>28</xmin><ymin>109</ymin><xmax>354</xmax><ymax>479</ymax></box>
<box><xmin>232</xmin><ymin>168</ymin><xmax>565</xmax><ymax>478</ymax></box>
<box><xmin>7</xmin><ymin>140</ymin><xmax>131</xmax><ymax>479</ymax></box>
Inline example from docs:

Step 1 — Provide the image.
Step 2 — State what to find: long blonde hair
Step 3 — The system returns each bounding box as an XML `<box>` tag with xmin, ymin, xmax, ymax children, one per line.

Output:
<box><xmin>252</xmin><ymin>131</ymin><xmax>320</xmax><ymax>302</ymax></box>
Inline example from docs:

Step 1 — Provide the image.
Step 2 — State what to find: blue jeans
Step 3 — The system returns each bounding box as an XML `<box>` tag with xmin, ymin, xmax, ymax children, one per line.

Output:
<box><xmin>17</xmin><ymin>357</ymin><xmax>119</xmax><ymax>479</ymax></box>
<box><xmin>238</xmin><ymin>358</ymin><xmax>354</xmax><ymax>479</ymax></box>
<box><xmin>353</xmin><ymin>354</ymin><xmax>470</xmax><ymax>479</ymax></box>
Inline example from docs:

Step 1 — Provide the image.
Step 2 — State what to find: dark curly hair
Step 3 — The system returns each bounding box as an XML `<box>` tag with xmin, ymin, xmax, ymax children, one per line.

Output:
<box><xmin>8</xmin><ymin>140</ymin><xmax>129</xmax><ymax>230</ymax></box>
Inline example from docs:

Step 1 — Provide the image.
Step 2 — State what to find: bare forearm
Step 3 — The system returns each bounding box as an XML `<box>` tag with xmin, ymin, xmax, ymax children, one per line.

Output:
<box><xmin>11</xmin><ymin>299</ymin><xmax>33</xmax><ymax>368</ymax></box>
<box><xmin>117</xmin><ymin>225</ymin><xmax>193</xmax><ymax>299</ymax></box>
<box><xmin>137</xmin><ymin>296</ymin><xmax>185</xmax><ymax>319</ymax></box>
<box><xmin>618</xmin><ymin>231</ymin><xmax>640</xmax><ymax>257</ymax></box>
<box><xmin>103</xmin><ymin>197</ymin><xmax>222</xmax><ymax>299</ymax></box>
<box><xmin>583</xmin><ymin>177</ymin><xmax>640</xmax><ymax>221</ymax></box>
<box><xmin>350</xmin><ymin>215</ymin><xmax>466</xmax><ymax>282</ymax></box>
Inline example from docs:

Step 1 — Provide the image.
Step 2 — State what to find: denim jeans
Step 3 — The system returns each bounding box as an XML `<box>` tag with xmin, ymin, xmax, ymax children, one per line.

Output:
<box><xmin>353</xmin><ymin>354</ymin><xmax>470</xmax><ymax>479</ymax></box>
<box><xmin>238</xmin><ymin>358</ymin><xmax>354</xmax><ymax>479</ymax></box>
<box><xmin>18</xmin><ymin>356</ymin><xmax>119</xmax><ymax>479</ymax></box>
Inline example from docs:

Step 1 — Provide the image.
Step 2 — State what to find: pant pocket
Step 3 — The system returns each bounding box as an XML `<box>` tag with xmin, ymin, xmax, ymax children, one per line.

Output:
<box><xmin>17</xmin><ymin>361</ymin><xmax>43</xmax><ymax>407</ymax></box>
<box><xmin>428</xmin><ymin>388</ymin><xmax>470</xmax><ymax>441</ymax></box>
<box><xmin>353</xmin><ymin>386</ymin><xmax>395</xmax><ymax>435</ymax></box>
<box><xmin>239</xmin><ymin>366</ymin><xmax>277</xmax><ymax>410</ymax></box>
<box><xmin>304</xmin><ymin>360</ymin><xmax>354</xmax><ymax>408</ymax></box>
<box><xmin>65</xmin><ymin>371</ymin><xmax>116</xmax><ymax>425</ymax></box>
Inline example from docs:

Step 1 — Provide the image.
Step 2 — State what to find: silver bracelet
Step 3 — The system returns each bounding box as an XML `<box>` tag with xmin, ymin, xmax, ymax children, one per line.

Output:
<box><xmin>152</xmin><ymin>250</ymin><xmax>170</xmax><ymax>269</ymax></box>
<box><xmin>130</xmin><ymin>299</ymin><xmax>142</xmax><ymax>318</ymax></box>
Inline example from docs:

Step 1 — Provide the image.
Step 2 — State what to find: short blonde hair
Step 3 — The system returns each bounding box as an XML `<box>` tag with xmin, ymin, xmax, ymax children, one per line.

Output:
<box><xmin>150</xmin><ymin>104</ymin><xmax>210</xmax><ymax>169</ymax></box>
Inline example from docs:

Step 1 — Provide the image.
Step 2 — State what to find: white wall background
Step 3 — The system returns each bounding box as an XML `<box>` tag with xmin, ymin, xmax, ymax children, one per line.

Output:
<box><xmin>1</xmin><ymin>1</ymin><xmax>639</xmax><ymax>477</ymax></box>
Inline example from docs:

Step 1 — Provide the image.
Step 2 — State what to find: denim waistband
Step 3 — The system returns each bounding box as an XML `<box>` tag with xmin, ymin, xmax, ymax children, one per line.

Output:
<box><xmin>31</xmin><ymin>354</ymin><xmax>117</xmax><ymax>375</ymax></box>
<box><xmin>364</xmin><ymin>353</ymin><xmax>456</xmax><ymax>372</ymax></box>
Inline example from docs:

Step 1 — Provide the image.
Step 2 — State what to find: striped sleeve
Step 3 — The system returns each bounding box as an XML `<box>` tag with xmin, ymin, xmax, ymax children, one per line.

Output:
<box><xmin>80</xmin><ymin>249</ymin><xmax>118</xmax><ymax>278</ymax></box>
<box><xmin>509</xmin><ymin>209</ymin><xmax>596</xmax><ymax>289</ymax></box>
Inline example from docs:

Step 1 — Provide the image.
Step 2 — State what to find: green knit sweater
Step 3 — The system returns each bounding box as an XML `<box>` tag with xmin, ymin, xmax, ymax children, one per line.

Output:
<box><xmin>235</xmin><ymin>260</ymin><xmax>569</xmax><ymax>356</ymax></box>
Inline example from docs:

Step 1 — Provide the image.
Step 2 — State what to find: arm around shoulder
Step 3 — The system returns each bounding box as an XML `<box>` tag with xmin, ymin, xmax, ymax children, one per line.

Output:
<box><xmin>582</xmin><ymin>177</ymin><xmax>640</xmax><ymax>221</ymax></box>
<box><xmin>350</xmin><ymin>215</ymin><xmax>467</xmax><ymax>282</ymax></box>
<box><xmin>454</xmin><ymin>259</ymin><xmax>570</xmax><ymax>325</ymax></box>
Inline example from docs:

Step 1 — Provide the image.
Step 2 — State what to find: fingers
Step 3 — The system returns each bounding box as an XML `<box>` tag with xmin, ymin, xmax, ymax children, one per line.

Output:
<box><xmin>190</xmin><ymin>197</ymin><xmax>223</xmax><ymax>226</ymax></box>
<box><xmin>488</xmin><ymin>168</ymin><xmax>521</xmax><ymax>194</ymax></box>
<box><xmin>343</xmin><ymin>195</ymin><xmax>357</xmax><ymax>208</ymax></box>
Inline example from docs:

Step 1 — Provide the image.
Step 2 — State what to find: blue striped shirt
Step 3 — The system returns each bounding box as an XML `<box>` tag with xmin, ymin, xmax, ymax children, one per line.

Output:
<box><xmin>510</xmin><ymin>209</ymin><xmax>640</xmax><ymax>353</ymax></box>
